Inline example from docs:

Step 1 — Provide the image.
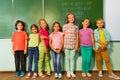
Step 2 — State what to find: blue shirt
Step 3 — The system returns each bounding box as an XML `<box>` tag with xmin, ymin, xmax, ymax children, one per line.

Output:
<box><xmin>94</xmin><ymin>28</ymin><xmax>110</xmax><ymax>50</ymax></box>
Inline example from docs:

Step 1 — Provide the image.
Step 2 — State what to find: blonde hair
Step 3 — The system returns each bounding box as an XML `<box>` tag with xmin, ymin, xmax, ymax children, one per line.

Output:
<box><xmin>66</xmin><ymin>13</ymin><xmax>75</xmax><ymax>24</ymax></box>
<box><xmin>38</xmin><ymin>18</ymin><xmax>49</xmax><ymax>30</ymax></box>
<box><xmin>96</xmin><ymin>18</ymin><xmax>104</xmax><ymax>24</ymax></box>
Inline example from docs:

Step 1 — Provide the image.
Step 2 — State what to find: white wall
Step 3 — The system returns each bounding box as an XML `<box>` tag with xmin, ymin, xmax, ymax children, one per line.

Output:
<box><xmin>0</xmin><ymin>39</ymin><xmax>15</xmax><ymax>71</ymax></box>
<box><xmin>104</xmin><ymin>0</ymin><xmax>120</xmax><ymax>41</ymax></box>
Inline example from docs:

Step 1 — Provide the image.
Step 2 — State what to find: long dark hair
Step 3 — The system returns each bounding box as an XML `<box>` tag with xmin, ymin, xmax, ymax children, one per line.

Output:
<box><xmin>52</xmin><ymin>22</ymin><xmax>62</xmax><ymax>32</ymax></box>
<box><xmin>80</xmin><ymin>18</ymin><xmax>91</xmax><ymax>29</ymax></box>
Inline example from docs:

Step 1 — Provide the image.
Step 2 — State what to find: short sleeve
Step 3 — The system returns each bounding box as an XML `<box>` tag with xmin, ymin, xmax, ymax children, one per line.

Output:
<box><xmin>90</xmin><ymin>28</ymin><xmax>93</xmax><ymax>33</ymax></box>
<box><xmin>62</xmin><ymin>24</ymin><xmax>66</xmax><ymax>32</ymax></box>
<box><xmin>11</xmin><ymin>32</ymin><xmax>15</xmax><ymax>42</ymax></box>
<box><xmin>39</xmin><ymin>30</ymin><xmax>42</xmax><ymax>36</ymax></box>
<box><xmin>25</xmin><ymin>32</ymin><xmax>28</xmax><ymax>40</ymax></box>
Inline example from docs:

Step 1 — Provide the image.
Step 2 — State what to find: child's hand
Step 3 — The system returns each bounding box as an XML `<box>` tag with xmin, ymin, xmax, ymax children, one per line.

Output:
<box><xmin>62</xmin><ymin>48</ymin><xmax>64</xmax><ymax>51</ymax></box>
<box><xmin>12</xmin><ymin>50</ymin><xmax>15</xmax><ymax>55</ymax></box>
<box><xmin>56</xmin><ymin>49</ymin><xmax>61</xmax><ymax>54</ymax></box>
<box><xmin>101</xmin><ymin>44</ymin><xmax>107</xmax><ymax>50</ymax></box>
<box><xmin>75</xmin><ymin>46</ymin><xmax>78</xmax><ymax>52</ymax></box>
<box><xmin>93</xmin><ymin>47</ymin><xmax>97</xmax><ymax>53</ymax></box>
<box><xmin>40</xmin><ymin>35</ymin><xmax>45</xmax><ymax>40</ymax></box>
<box><xmin>24</xmin><ymin>49</ymin><xmax>27</xmax><ymax>54</ymax></box>
<box><xmin>44</xmin><ymin>48</ymin><xmax>48</xmax><ymax>54</ymax></box>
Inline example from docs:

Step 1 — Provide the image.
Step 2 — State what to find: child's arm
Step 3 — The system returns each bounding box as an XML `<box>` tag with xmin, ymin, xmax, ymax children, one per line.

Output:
<box><xmin>11</xmin><ymin>42</ymin><xmax>15</xmax><ymax>55</ymax></box>
<box><xmin>11</xmin><ymin>33</ymin><xmax>15</xmax><ymax>55</ymax></box>
<box><xmin>24</xmin><ymin>39</ymin><xmax>27</xmax><ymax>54</ymax></box>
<box><xmin>24</xmin><ymin>33</ymin><xmax>28</xmax><ymax>54</ymax></box>
<box><xmin>62</xmin><ymin>28</ymin><xmax>65</xmax><ymax>51</ymax></box>
<box><xmin>40</xmin><ymin>35</ymin><xmax>48</xmax><ymax>54</ymax></box>
<box><xmin>56</xmin><ymin>34</ymin><xmax>64</xmax><ymax>54</ymax></box>
<box><xmin>41</xmin><ymin>35</ymin><xmax>48</xmax><ymax>40</ymax></box>
<box><xmin>75</xmin><ymin>32</ymin><xmax>79</xmax><ymax>51</ymax></box>
<box><xmin>91</xmin><ymin>32</ymin><xmax>97</xmax><ymax>52</ymax></box>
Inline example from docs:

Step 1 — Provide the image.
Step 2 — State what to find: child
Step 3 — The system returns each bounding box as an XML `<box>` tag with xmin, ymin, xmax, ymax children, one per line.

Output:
<box><xmin>11</xmin><ymin>20</ymin><xmax>28</xmax><ymax>76</ymax></box>
<box><xmin>38</xmin><ymin>19</ymin><xmax>51</xmax><ymax>77</ymax></box>
<box><xmin>94</xmin><ymin>18</ymin><xmax>120</xmax><ymax>79</ymax></box>
<box><xmin>26</xmin><ymin>24</ymin><xmax>39</xmax><ymax>79</ymax></box>
<box><xmin>79</xmin><ymin>18</ymin><xmax>95</xmax><ymax>77</ymax></box>
<box><xmin>49</xmin><ymin>22</ymin><xmax>63</xmax><ymax>79</ymax></box>
<box><xmin>62</xmin><ymin>13</ymin><xmax>78</xmax><ymax>78</ymax></box>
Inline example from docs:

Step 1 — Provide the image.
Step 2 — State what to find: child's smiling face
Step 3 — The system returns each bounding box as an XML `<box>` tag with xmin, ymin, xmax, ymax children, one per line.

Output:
<box><xmin>96</xmin><ymin>20</ymin><xmax>104</xmax><ymax>28</ymax></box>
<box><xmin>31</xmin><ymin>26</ymin><xmax>38</xmax><ymax>34</ymax></box>
<box><xmin>82</xmin><ymin>19</ymin><xmax>90</xmax><ymax>28</ymax></box>
<box><xmin>17</xmin><ymin>23</ymin><xmax>23</xmax><ymax>31</ymax></box>
<box><xmin>53</xmin><ymin>23</ymin><xmax>60</xmax><ymax>32</ymax></box>
<box><xmin>67</xmin><ymin>14</ymin><xmax>75</xmax><ymax>23</ymax></box>
<box><xmin>40</xmin><ymin>20</ymin><xmax>47</xmax><ymax>29</ymax></box>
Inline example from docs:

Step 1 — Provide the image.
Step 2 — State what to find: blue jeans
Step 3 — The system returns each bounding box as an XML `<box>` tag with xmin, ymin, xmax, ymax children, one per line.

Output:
<box><xmin>28</xmin><ymin>47</ymin><xmax>38</xmax><ymax>73</ymax></box>
<box><xmin>51</xmin><ymin>50</ymin><xmax>61</xmax><ymax>74</ymax></box>
<box><xmin>80</xmin><ymin>46</ymin><xmax>92</xmax><ymax>73</ymax></box>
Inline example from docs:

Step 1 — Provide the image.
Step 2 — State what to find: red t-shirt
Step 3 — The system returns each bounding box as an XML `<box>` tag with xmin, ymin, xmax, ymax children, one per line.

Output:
<box><xmin>11</xmin><ymin>31</ymin><xmax>28</xmax><ymax>51</ymax></box>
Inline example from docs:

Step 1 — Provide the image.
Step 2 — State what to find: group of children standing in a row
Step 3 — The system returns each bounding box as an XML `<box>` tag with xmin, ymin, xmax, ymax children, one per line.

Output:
<box><xmin>11</xmin><ymin>13</ymin><xmax>120</xmax><ymax>79</ymax></box>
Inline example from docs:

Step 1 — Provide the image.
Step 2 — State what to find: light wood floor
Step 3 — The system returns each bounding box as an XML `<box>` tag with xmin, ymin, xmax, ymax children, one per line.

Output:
<box><xmin>0</xmin><ymin>71</ymin><xmax>120</xmax><ymax>80</ymax></box>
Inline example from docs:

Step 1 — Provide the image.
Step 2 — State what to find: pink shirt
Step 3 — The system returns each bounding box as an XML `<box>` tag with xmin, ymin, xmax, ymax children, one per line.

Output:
<box><xmin>79</xmin><ymin>28</ymin><xmax>93</xmax><ymax>46</ymax></box>
<box><xmin>39</xmin><ymin>29</ymin><xmax>49</xmax><ymax>46</ymax></box>
<box><xmin>49</xmin><ymin>31</ymin><xmax>63</xmax><ymax>49</ymax></box>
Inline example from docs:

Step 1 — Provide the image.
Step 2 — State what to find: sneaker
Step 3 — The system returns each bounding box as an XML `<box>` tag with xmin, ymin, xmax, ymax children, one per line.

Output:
<box><xmin>98</xmin><ymin>71</ymin><xmax>103</xmax><ymax>77</ymax></box>
<box><xmin>67</xmin><ymin>73</ymin><xmax>71</xmax><ymax>78</ymax></box>
<box><xmin>58</xmin><ymin>74</ymin><xmax>62</xmax><ymax>79</ymax></box>
<box><xmin>32</xmin><ymin>73</ymin><xmax>37</xmax><ymax>78</ymax></box>
<box><xmin>26</xmin><ymin>72</ymin><xmax>31</xmax><ymax>79</ymax></box>
<box><xmin>109</xmin><ymin>73</ymin><xmax>120</xmax><ymax>80</ymax></box>
<box><xmin>86</xmin><ymin>73</ymin><xmax>92</xmax><ymax>77</ymax></box>
<box><xmin>20</xmin><ymin>71</ymin><xmax>25</xmax><ymax>77</ymax></box>
<box><xmin>70</xmin><ymin>73</ymin><xmax>76</xmax><ymax>78</ymax></box>
<box><xmin>54</xmin><ymin>73</ymin><xmax>58</xmax><ymax>78</ymax></box>
<box><xmin>82</xmin><ymin>73</ymin><xmax>86</xmax><ymax>77</ymax></box>
<box><xmin>15</xmin><ymin>72</ymin><xmax>19</xmax><ymax>76</ymax></box>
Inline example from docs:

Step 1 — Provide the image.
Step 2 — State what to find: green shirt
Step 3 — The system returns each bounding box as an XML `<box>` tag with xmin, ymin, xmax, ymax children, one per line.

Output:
<box><xmin>28</xmin><ymin>33</ymin><xmax>39</xmax><ymax>47</ymax></box>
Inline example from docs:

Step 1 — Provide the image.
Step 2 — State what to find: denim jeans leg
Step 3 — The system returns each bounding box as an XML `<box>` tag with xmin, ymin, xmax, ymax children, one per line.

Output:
<box><xmin>33</xmin><ymin>47</ymin><xmax>38</xmax><ymax>72</ymax></box>
<box><xmin>28</xmin><ymin>48</ymin><xmax>33</xmax><ymax>72</ymax></box>
<box><xmin>56</xmin><ymin>53</ymin><xmax>61</xmax><ymax>74</ymax></box>
<box><xmin>52</xmin><ymin>50</ymin><xmax>57</xmax><ymax>73</ymax></box>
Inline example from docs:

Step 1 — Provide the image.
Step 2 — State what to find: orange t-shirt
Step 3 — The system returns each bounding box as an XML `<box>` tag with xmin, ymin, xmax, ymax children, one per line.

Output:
<box><xmin>11</xmin><ymin>31</ymin><xmax>28</xmax><ymax>51</ymax></box>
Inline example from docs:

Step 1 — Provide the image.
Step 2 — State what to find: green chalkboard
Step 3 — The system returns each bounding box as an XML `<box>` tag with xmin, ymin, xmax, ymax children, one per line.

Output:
<box><xmin>0</xmin><ymin>0</ymin><xmax>42</xmax><ymax>38</ymax></box>
<box><xmin>0</xmin><ymin>0</ymin><xmax>12</xmax><ymax>38</ymax></box>
<box><xmin>14</xmin><ymin>0</ymin><xmax>42</xmax><ymax>34</ymax></box>
<box><xmin>44</xmin><ymin>0</ymin><xmax>103</xmax><ymax>31</ymax></box>
<box><xmin>0</xmin><ymin>0</ymin><xmax>102</xmax><ymax>38</ymax></box>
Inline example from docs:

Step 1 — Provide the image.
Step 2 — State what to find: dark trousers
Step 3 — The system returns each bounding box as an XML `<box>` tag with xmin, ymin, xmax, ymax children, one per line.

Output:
<box><xmin>14</xmin><ymin>50</ymin><xmax>26</xmax><ymax>72</ymax></box>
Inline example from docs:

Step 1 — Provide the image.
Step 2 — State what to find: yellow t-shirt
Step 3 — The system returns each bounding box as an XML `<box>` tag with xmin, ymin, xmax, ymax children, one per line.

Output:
<box><xmin>28</xmin><ymin>33</ymin><xmax>39</xmax><ymax>47</ymax></box>
<box><xmin>99</xmin><ymin>29</ymin><xmax>105</xmax><ymax>46</ymax></box>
